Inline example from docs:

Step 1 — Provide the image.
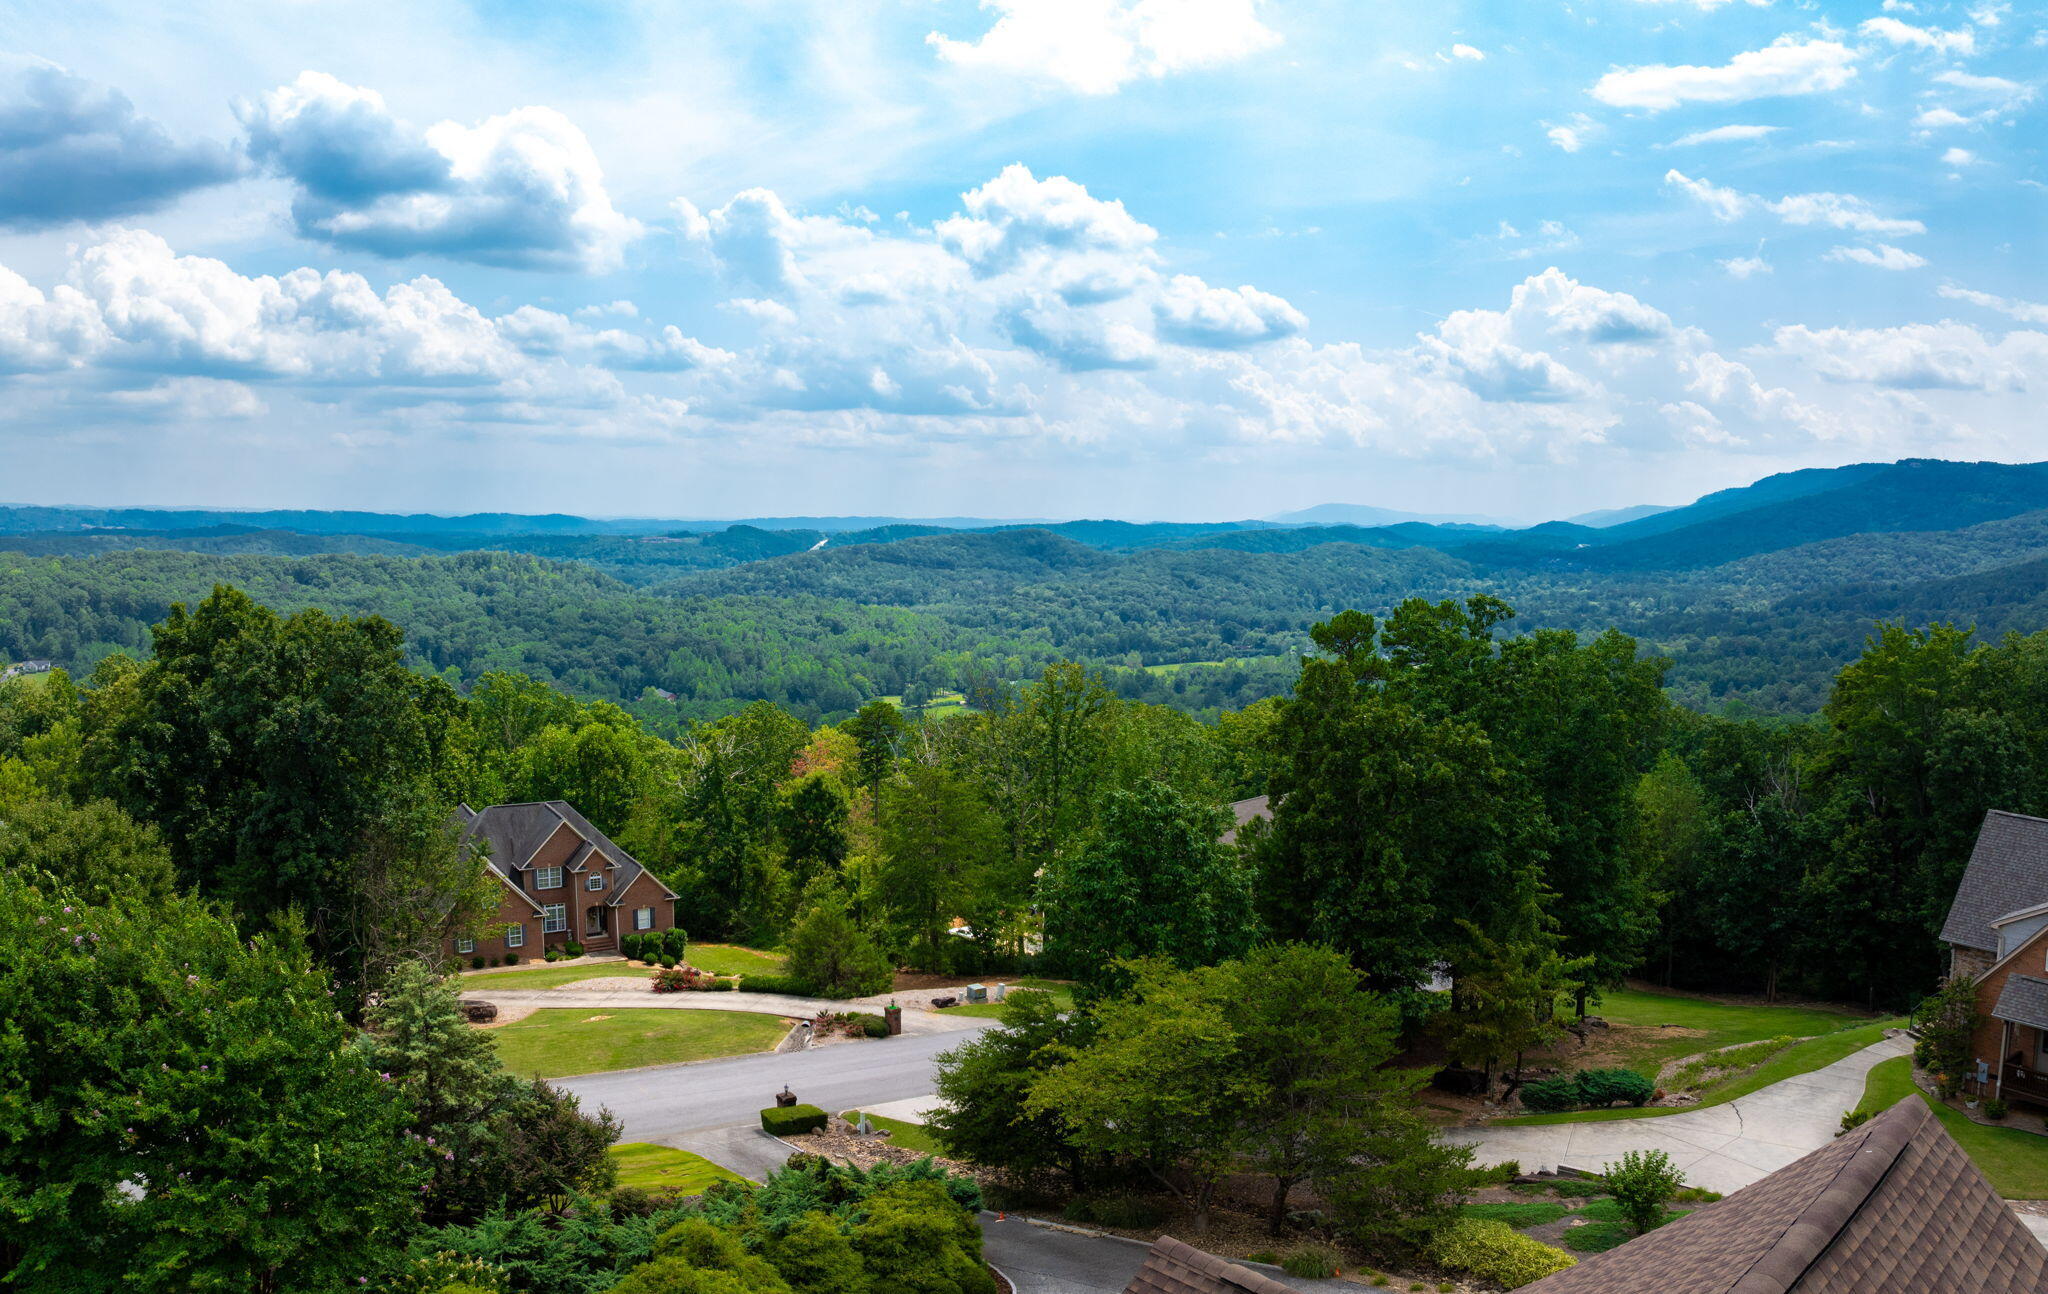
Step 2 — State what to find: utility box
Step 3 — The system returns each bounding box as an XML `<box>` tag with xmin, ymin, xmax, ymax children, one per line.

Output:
<box><xmin>990</xmin><ymin>982</ymin><xmax>1007</xmax><ymax>1003</ymax></box>
<box><xmin>965</xmin><ymin>983</ymin><xmax>987</xmax><ymax>1005</ymax></box>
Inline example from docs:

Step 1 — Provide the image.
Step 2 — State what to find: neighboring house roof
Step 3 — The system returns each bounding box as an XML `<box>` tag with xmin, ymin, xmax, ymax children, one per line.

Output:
<box><xmin>1121</xmin><ymin>1236</ymin><xmax>1297</xmax><ymax>1294</ymax></box>
<box><xmin>1521</xmin><ymin>1100</ymin><xmax>2048</xmax><ymax>1293</ymax></box>
<box><xmin>460</xmin><ymin>801</ymin><xmax>678</xmax><ymax>903</ymax></box>
<box><xmin>1993</xmin><ymin>975</ymin><xmax>2048</xmax><ymax>1033</ymax></box>
<box><xmin>1219</xmin><ymin>795</ymin><xmax>1270</xmax><ymax>845</ymax></box>
<box><xmin>1940</xmin><ymin>810</ymin><xmax>2048</xmax><ymax>953</ymax></box>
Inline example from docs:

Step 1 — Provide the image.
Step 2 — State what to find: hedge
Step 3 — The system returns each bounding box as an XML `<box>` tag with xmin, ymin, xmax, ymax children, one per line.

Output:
<box><xmin>1427</xmin><ymin>1219</ymin><xmax>1576</xmax><ymax>1289</ymax></box>
<box><xmin>735</xmin><ymin>974</ymin><xmax>811</xmax><ymax>996</ymax></box>
<box><xmin>1520</xmin><ymin>1069</ymin><xmax>1655</xmax><ymax>1113</ymax></box>
<box><xmin>761</xmin><ymin>1104</ymin><xmax>828</xmax><ymax>1136</ymax></box>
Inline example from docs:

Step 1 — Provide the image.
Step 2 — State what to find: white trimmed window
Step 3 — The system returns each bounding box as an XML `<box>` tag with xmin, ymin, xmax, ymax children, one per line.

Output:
<box><xmin>505</xmin><ymin>925</ymin><xmax>525</xmax><ymax>948</ymax></box>
<box><xmin>455</xmin><ymin>937</ymin><xmax>475</xmax><ymax>954</ymax></box>
<box><xmin>542</xmin><ymin>905</ymin><xmax>568</xmax><ymax>934</ymax></box>
<box><xmin>535</xmin><ymin>866</ymin><xmax>564</xmax><ymax>890</ymax></box>
<box><xmin>587</xmin><ymin>872</ymin><xmax>604</xmax><ymax>891</ymax></box>
<box><xmin>635</xmin><ymin>906</ymin><xmax>654</xmax><ymax>931</ymax></box>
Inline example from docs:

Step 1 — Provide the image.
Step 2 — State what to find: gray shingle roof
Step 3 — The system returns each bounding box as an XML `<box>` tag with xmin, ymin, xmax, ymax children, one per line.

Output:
<box><xmin>1993</xmin><ymin>975</ymin><xmax>2048</xmax><ymax>1031</ymax></box>
<box><xmin>1219</xmin><ymin>795</ymin><xmax>1269</xmax><ymax>845</ymax></box>
<box><xmin>1122</xmin><ymin>1237</ymin><xmax>1297</xmax><ymax>1294</ymax></box>
<box><xmin>461</xmin><ymin>801</ymin><xmax>675</xmax><ymax>904</ymax></box>
<box><xmin>1940</xmin><ymin>810</ymin><xmax>2048</xmax><ymax>953</ymax></box>
<box><xmin>1521</xmin><ymin>1100</ymin><xmax>2048</xmax><ymax>1293</ymax></box>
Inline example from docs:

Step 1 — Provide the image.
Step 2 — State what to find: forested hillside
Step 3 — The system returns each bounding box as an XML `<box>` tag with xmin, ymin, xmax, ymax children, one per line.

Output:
<box><xmin>6</xmin><ymin>458</ymin><xmax>2048</xmax><ymax>720</ymax></box>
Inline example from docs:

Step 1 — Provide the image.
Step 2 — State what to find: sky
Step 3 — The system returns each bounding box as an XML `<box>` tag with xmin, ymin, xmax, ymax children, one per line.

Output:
<box><xmin>0</xmin><ymin>0</ymin><xmax>2042</xmax><ymax>523</ymax></box>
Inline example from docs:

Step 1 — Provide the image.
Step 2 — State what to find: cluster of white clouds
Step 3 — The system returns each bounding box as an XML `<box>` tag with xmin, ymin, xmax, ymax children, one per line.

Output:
<box><xmin>926</xmin><ymin>0</ymin><xmax>1278</xmax><ymax>95</ymax></box>
<box><xmin>12</xmin><ymin>159</ymin><xmax>2018</xmax><ymax>466</ymax></box>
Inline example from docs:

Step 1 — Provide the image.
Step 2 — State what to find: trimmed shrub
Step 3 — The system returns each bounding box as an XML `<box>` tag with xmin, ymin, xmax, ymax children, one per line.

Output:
<box><xmin>662</xmin><ymin>928</ymin><xmax>689</xmax><ymax>958</ymax></box>
<box><xmin>1518</xmin><ymin>1077</ymin><xmax>1579</xmax><ymax>1113</ymax></box>
<box><xmin>736</xmin><ymin>974</ymin><xmax>809</xmax><ymax>996</ymax></box>
<box><xmin>1577</xmin><ymin>1069</ymin><xmax>1654</xmax><ymax>1108</ymax></box>
<box><xmin>561</xmin><ymin>941</ymin><xmax>584</xmax><ymax>959</ymax></box>
<box><xmin>1427</xmin><ymin>1219</ymin><xmax>1576</xmax><ymax>1289</ymax></box>
<box><xmin>501</xmin><ymin>953</ymin><xmax>518</xmax><ymax>966</ymax></box>
<box><xmin>1984</xmin><ymin>1097</ymin><xmax>2009</xmax><ymax>1121</ymax></box>
<box><xmin>660</xmin><ymin>954</ymin><xmax>679</xmax><ymax>970</ymax></box>
<box><xmin>696</xmin><ymin>978</ymin><xmax>734</xmax><ymax>992</ymax></box>
<box><xmin>1604</xmin><ymin>1149</ymin><xmax>1685</xmax><ymax>1234</ymax></box>
<box><xmin>1280</xmin><ymin>1245</ymin><xmax>1341</xmax><ymax>1278</ymax></box>
<box><xmin>761</xmin><ymin>1104</ymin><xmax>829</xmax><ymax>1137</ymax></box>
<box><xmin>471</xmin><ymin>955</ymin><xmax>486</xmax><ymax>970</ymax></box>
<box><xmin>854</xmin><ymin>1013</ymin><xmax>890</xmax><ymax>1039</ymax></box>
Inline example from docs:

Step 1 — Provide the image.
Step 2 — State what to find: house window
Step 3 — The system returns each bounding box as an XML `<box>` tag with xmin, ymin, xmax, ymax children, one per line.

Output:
<box><xmin>505</xmin><ymin>925</ymin><xmax>524</xmax><ymax>948</ymax></box>
<box><xmin>535</xmin><ymin>866</ymin><xmax>564</xmax><ymax>890</ymax></box>
<box><xmin>587</xmin><ymin>873</ymin><xmax>604</xmax><ymax>891</ymax></box>
<box><xmin>455</xmin><ymin>937</ymin><xmax>475</xmax><ymax>954</ymax></box>
<box><xmin>542</xmin><ymin>905</ymin><xmax>568</xmax><ymax>934</ymax></box>
<box><xmin>635</xmin><ymin>906</ymin><xmax>654</xmax><ymax>931</ymax></box>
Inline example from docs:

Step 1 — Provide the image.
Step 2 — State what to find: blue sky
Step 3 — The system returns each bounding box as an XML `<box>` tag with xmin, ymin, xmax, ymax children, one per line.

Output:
<box><xmin>0</xmin><ymin>0</ymin><xmax>2041</xmax><ymax>522</ymax></box>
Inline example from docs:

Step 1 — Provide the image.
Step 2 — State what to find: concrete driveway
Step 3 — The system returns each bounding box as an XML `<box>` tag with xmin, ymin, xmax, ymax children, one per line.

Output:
<box><xmin>1443</xmin><ymin>1033</ymin><xmax>1912</xmax><ymax>1194</ymax></box>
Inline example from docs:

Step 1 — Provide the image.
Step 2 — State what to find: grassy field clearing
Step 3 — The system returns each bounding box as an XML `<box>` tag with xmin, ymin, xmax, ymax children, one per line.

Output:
<box><xmin>490</xmin><ymin>1008</ymin><xmax>791</xmax><ymax>1079</ymax></box>
<box><xmin>458</xmin><ymin>943</ymin><xmax>786</xmax><ymax>990</ymax></box>
<box><xmin>608</xmin><ymin>1142</ymin><xmax>748</xmax><ymax>1193</ymax></box>
<box><xmin>1496</xmin><ymin>986</ymin><xmax>1888</xmax><ymax>1127</ymax></box>
<box><xmin>1853</xmin><ymin>1055</ymin><xmax>2048</xmax><ymax>1198</ymax></box>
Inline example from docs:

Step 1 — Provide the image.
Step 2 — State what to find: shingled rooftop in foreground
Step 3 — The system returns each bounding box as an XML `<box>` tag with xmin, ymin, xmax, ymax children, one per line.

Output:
<box><xmin>1520</xmin><ymin>1100</ymin><xmax>2048</xmax><ymax>1292</ymax></box>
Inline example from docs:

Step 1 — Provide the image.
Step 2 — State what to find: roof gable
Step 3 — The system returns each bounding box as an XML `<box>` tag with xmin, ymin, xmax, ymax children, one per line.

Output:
<box><xmin>1521</xmin><ymin>1100</ymin><xmax>2048</xmax><ymax>1292</ymax></box>
<box><xmin>461</xmin><ymin>801</ymin><xmax>673</xmax><ymax>900</ymax></box>
<box><xmin>1122</xmin><ymin>1236</ymin><xmax>1296</xmax><ymax>1294</ymax></box>
<box><xmin>1940</xmin><ymin>810</ymin><xmax>2048</xmax><ymax>954</ymax></box>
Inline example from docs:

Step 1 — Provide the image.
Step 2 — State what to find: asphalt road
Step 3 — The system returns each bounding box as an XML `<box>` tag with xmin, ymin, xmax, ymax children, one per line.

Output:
<box><xmin>557</xmin><ymin>1024</ymin><xmax>991</xmax><ymax>1141</ymax></box>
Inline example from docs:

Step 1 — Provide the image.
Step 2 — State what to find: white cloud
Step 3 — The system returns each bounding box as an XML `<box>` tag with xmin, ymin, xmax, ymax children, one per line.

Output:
<box><xmin>1545</xmin><ymin>113</ymin><xmax>1600</xmax><ymax>152</ymax></box>
<box><xmin>1931</xmin><ymin>70</ymin><xmax>2029</xmax><ymax>98</ymax></box>
<box><xmin>1775</xmin><ymin>320</ymin><xmax>2048</xmax><ymax>390</ymax></box>
<box><xmin>1153</xmin><ymin>275</ymin><xmax>1306</xmax><ymax>348</ymax></box>
<box><xmin>1591</xmin><ymin>37</ymin><xmax>1857</xmax><ymax>111</ymax></box>
<box><xmin>927</xmin><ymin>0</ymin><xmax>1280</xmax><ymax>95</ymax></box>
<box><xmin>935</xmin><ymin>164</ymin><xmax>1157</xmax><ymax>275</ymax></box>
<box><xmin>1825</xmin><ymin>243</ymin><xmax>1927</xmax><ymax>270</ymax></box>
<box><xmin>1450</xmin><ymin>44</ymin><xmax>1486</xmax><ymax>61</ymax></box>
<box><xmin>0</xmin><ymin>61</ymin><xmax>240</xmax><ymax>227</ymax></box>
<box><xmin>1664</xmin><ymin>170</ymin><xmax>1925</xmax><ymax>234</ymax></box>
<box><xmin>1721</xmin><ymin>255</ymin><xmax>1772</xmax><ymax>278</ymax></box>
<box><xmin>1623</xmin><ymin>0</ymin><xmax>1772</xmax><ymax>9</ymax></box>
<box><xmin>1858</xmin><ymin>17</ymin><xmax>1976</xmax><ymax>55</ymax></box>
<box><xmin>1668</xmin><ymin>124</ymin><xmax>1781</xmax><ymax>146</ymax></box>
<box><xmin>1938</xmin><ymin>285</ymin><xmax>2048</xmax><ymax>324</ymax></box>
<box><xmin>1913</xmin><ymin>106</ymin><xmax>1974</xmax><ymax>128</ymax></box>
<box><xmin>239</xmin><ymin>72</ymin><xmax>641</xmax><ymax>272</ymax></box>
<box><xmin>1942</xmin><ymin>147</ymin><xmax>1976</xmax><ymax>166</ymax></box>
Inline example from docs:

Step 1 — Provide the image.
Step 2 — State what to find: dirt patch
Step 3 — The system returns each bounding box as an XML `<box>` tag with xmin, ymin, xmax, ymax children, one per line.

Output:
<box><xmin>548</xmin><ymin>976</ymin><xmax>652</xmax><ymax>993</ymax></box>
<box><xmin>471</xmin><ymin>1004</ymin><xmax>538</xmax><ymax>1028</ymax></box>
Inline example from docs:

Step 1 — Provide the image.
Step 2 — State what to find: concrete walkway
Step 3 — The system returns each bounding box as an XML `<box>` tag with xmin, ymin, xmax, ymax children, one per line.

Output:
<box><xmin>460</xmin><ymin>987</ymin><xmax>990</xmax><ymax>1036</ymax></box>
<box><xmin>1443</xmin><ymin>1033</ymin><xmax>1912</xmax><ymax>1194</ymax></box>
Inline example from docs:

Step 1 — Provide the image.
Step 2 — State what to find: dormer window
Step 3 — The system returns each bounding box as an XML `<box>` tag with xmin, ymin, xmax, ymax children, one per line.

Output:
<box><xmin>587</xmin><ymin>873</ymin><xmax>604</xmax><ymax>891</ymax></box>
<box><xmin>535</xmin><ymin>866</ymin><xmax>564</xmax><ymax>890</ymax></box>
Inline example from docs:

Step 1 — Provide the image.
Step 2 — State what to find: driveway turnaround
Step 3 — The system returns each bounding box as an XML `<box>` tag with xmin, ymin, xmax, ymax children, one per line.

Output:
<box><xmin>1442</xmin><ymin>1033</ymin><xmax>1912</xmax><ymax>1194</ymax></box>
<box><xmin>461</xmin><ymin>986</ymin><xmax>991</xmax><ymax>1036</ymax></box>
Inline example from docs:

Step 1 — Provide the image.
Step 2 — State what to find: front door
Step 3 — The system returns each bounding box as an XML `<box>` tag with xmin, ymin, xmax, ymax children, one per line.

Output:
<box><xmin>585</xmin><ymin>905</ymin><xmax>606</xmax><ymax>937</ymax></box>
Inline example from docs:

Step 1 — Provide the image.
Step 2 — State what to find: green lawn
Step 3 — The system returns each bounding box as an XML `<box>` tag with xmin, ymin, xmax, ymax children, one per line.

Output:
<box><xmin>1854</xmin><ymin>1055</ymin><xmax>2048</xmax><ymax>1198</ymax></box>
<box><xmin>937</xmin><ymin>978</ymin><xmax>1076</xmax><ymax>1018</ymax></box>
<box><xmin>694</xmin><ymin>944</ymin><xmax>788</xmax><ymax>977</ymax></box>
<box><xmin>490</xmin><ymin>1008</ymin><xmax>791</xmax><ymax>1079</ymax></box>
<box><xmin>1497</xmin><ymin>987</ymin><xmax>1891</xmax><ymax>1127</ymax></box>
<box><xmin>841</xmin><ymin>1110</ymin><xmax>947</xmax><ymax>1157</ymax></box>
<box><xmin>608</xmin><ymin>1142</ymin><xmax>747</xmax><ymax>1194</ymax></box>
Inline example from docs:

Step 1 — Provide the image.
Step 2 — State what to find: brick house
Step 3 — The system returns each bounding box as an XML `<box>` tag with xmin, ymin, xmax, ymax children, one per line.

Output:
<box><xmin>1937</xmin><ymin>809</ymin><xmax>2048</xmax><ymax>1104</ymax></box>
<box><xmin>443</xmin><ymin>800</ymin><xmax>679</xmax><ymax>964</ymax></box>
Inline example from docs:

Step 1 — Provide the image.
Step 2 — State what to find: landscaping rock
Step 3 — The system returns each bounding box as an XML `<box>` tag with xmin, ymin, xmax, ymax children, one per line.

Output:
<box><xmin>461</xmin><ymin>1000</ymin><xmax>498</xmax><ymax>1023</ymax></box>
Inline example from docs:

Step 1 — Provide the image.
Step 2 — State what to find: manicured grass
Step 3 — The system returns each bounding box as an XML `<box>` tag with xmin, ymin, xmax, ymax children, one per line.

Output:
<box><xmin>841</xmin><ymin>1110</ymin><xmax>947</xmax><ymax>1157</ymax></box>
<box><xmin>1854</xmin><ymin>1055</ymin><xmax>2048</xmax><ymax>1198</ymax></box>
<box><xmin>608</xmin><ymin>1142</ymin><xmax>747</xmax><ymax>1194</ymax></box>
<box><xmin>1562</xmin><ymin>1221</ymin><xmax>1633</xmax><ymax>1253</ymax></box>
<box><xmin>937</xmin><ymin>978</ymin><xmax>1076</xmax><ymax>1018</ymax></box>
<box><xmin>490</xmin><ymin>1008</ymin><xmax>791</xmax><ymax>1079</ymax></box>
<box><xmin>459</xmin><ymin>962</ymin><xmax>650</xmax><ymax>990</ymax></box>
<box><xmin>1497</xmin><ymin>990</ymin><xmax>1895</xmax><ymax>1127</ymax></box>
<box><xmin>692</xmin><ymin>944</ymin><xmax>789</xmax><ymax>977</ymax></box>
<box><xmin>1460</xmin><ymin>1201</ymin><xmax>1568</xmax><ymax>1228</ymax></box>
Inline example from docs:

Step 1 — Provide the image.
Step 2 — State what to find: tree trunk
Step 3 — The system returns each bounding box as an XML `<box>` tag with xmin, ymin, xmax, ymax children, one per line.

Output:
<box><xmin>1267</xmin><ymin>1175</ymin><xmax>1298</xmax><ymax>1235</ymax></box>
<box><xmin>1765</xmin><ymin>960</ymin><xmax>1780</xmax><ymax>1005</ymax></box>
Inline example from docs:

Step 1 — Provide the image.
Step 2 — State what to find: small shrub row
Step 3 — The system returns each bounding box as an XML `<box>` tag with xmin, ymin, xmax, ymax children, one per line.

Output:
<box><xmin>1427</xmin><ymin>1219</ymin><xmax>1576</xmax><ymax>1289</ymax></box>
<box><xmin>1519</xmin><ymin>1068</ymin><xmax>1654</xmax><ymax>1113</ymax></box>
<box><xmin>734</xmin><ymin>973</ymin><xmax>811</xmax><ymax>996</ymax></box>
<box><xmin>650</xmin><ymin>966</ymin><xmax>737</xmax><ymax>993</ymax></box>
<box><xmin>760</xmin><ymin>1104</ymin><xmax>828</xmax><ymax>1136</ymax></box>
<box><xmin>623</xmin><ymin>929</ymin><xmax>688</xmax><ymax>963</ymax></box>
<box><xmin>466</xmin><ymin>954</ymin><xmax>518</xmax><ymax>969</ymax></box>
